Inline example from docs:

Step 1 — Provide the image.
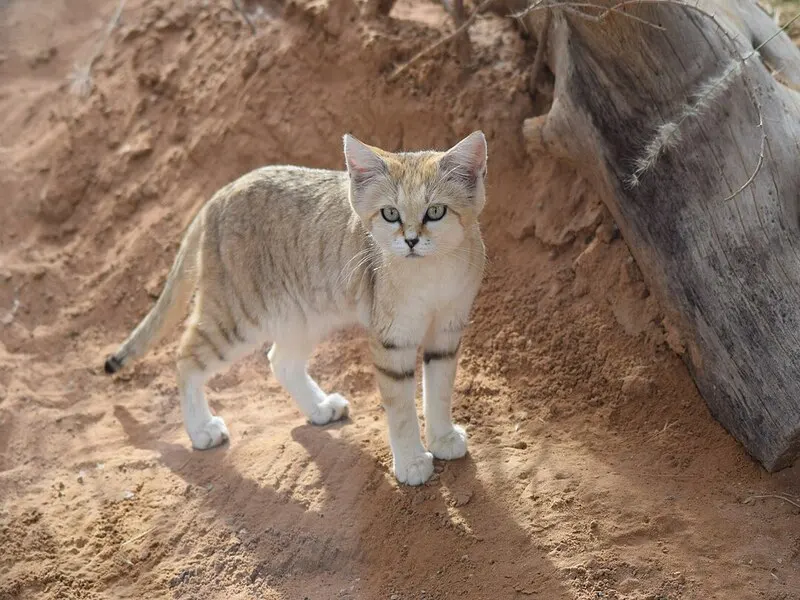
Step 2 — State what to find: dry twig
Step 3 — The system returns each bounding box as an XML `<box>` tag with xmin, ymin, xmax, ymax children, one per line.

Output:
<box><xmin>518</xmin><ymin>0</ymin><xmax>800</xmax><ymax>198</ymax></box>
<box><xmin>514</xmin><ymin>0</ymin><xmax>665</xmax><ymax>30</ymax></box>
<box><xmin>68</xmin><ymin>0</ymin><xmax>127</xmax><ymax>97</ymax></box>
<box><xmin>388</xmin><ymin>0</ymin><xmax>495</xmax><ymax>81</ymax></box>
<box><xmin>120</xmin><ymin>526</ymin><xmax>158</xmax><ymax>547</ymax></box>
<box><xmin>743</xmin><ymin>494</ymin><xmax>800</xmax><ymax>509</ymax></box>
<box><xmin>723</xmin><ymin>72</ymin><xmax>765</xmax><ymax>202</ymax></box>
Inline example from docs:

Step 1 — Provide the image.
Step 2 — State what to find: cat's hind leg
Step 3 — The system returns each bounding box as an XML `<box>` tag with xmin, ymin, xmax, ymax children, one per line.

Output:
<box><xmin>176</xmin><ymin>328</ymin><xmax>231</xmax><ymax>450</ymax></box>
<box><xmin>267</xmin><ymin>339</ymin><xmax>349</xmax><ymax>425</ymax></box>
<box><xmin>176</xmin><ymin>298</ymin><xmax>263</xmax><ymax>449</ymax></box>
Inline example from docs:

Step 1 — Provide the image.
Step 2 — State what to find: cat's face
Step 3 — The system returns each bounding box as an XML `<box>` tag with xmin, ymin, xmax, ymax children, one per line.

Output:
<box><xmin>344</xmin><ymin>131</ymin><xmax>487</xmax><ymax>260</ymax></box>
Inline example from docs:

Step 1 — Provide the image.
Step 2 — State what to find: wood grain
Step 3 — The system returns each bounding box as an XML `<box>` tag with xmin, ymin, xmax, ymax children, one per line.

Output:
<box><xmin>520</xmin><ymin>0</ymin><xmax>800</xmax><ymax>470</ymax></box>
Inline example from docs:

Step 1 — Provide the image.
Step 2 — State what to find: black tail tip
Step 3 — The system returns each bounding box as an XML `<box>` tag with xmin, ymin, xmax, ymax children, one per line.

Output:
<box><xmin>104</xmin><ymin>355</ymin><xmax>123</xmax><ymax>375</ymax></box>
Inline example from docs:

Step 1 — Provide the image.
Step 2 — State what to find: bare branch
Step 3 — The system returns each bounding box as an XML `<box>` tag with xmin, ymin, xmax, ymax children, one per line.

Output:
<box><xmin>515</xmin><ymin>1</ymin><xmax>794</xmax><ymax>200</ymax></box>
<box><xmin>68</xmin><ymin>0</ymin><xmax>127</xmax><ymax>97</ymax></box>
<box><xmin>744</xmin><ymin>494</ymin><xmax>800</xmax><ymax>509</ymax></box>
<box><xmin>388</xmin><ymin>0</ymin><xmax>495</xmax><ymax>81</ymax></box>
<box><xmin>723</xmin><ymin>71</ymin><xmax>766</xmax><ymax>202</ymax></box>
<box><xmin>513</xmin><ymin>0</ymin><xmax>665</xmax><ymax>30</ymax></box>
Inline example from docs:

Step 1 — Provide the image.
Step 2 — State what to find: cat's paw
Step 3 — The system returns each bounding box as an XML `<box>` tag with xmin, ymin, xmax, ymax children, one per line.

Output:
<box><xmin>393</xmin><ymin>451</ymin><xmax>435</xmax><ymax>486</ymax></box>
<box><xmin>189</xmin><ymin>416</ymin><xmax>230</xmax><ymax>450</ymax></box>
<box><xmin>429</xmin><ymin>425</ymin><xmax>468</xmax><ymax>460</ymax></box>
<box><xmin>309</xmin><ymin>393</ymin><xmax>350</xmax><ymax>425</ymax></box>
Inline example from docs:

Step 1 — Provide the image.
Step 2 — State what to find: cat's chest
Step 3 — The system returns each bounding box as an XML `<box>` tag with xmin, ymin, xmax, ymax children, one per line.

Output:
<box><xmin>407</xmin><ymin>271</ymin><xmax>466</xmax><ymax>310</ymax></box>
<box><xmin>374</xmin><ymin>262</ymin><xmax>479</xmax><ymax>331</ymax></box>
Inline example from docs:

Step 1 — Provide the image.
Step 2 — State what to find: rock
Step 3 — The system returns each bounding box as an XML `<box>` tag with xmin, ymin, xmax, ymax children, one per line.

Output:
<box><xmin>452</xmin><ymin>489</ymin><xmax>473</xmax><ymax>507</ymax></box>
<box><xmin>118</xmin><ymin>131</ymin><xmax>154</xmax><ymax>160</ymax></box>
<box><xmin>620</xmin><ymin>367</ymin><xmax>656</xmax><ymax>399</ymax></box>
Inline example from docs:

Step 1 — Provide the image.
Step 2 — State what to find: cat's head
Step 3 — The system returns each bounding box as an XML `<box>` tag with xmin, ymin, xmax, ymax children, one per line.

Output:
<box><xmin>343</xmin><ymin>131</ymin><xmax>487</xmax><ymax>260</ymax></box>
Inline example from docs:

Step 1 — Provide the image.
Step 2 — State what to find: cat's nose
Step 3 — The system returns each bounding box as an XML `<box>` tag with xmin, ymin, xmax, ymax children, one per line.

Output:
<box><xmin>405</xmin><ymin>237</ymin><xmax>420</xmax><ymax>249</ymax></box>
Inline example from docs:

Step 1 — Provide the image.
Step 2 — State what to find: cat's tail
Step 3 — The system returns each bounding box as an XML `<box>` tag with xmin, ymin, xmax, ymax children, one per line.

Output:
<box><xmin>104</xmin><ymin>212</ymin><xmax>204</xmax><ymax>374</ymax></box>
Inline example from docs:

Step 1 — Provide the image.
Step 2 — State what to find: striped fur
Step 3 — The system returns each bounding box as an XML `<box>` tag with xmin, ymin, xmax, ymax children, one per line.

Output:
<box><xmin>104</xmin><ymin>131</ymin><xmax>488</xmax><ymax>486</ymax></box>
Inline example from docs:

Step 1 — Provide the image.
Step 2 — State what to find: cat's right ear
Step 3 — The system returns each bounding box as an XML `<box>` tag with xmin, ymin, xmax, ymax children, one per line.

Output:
<box><xmin>343</xmin><ymin>134</ymin><xmax>386</xmax><ymax>190</ymax></box>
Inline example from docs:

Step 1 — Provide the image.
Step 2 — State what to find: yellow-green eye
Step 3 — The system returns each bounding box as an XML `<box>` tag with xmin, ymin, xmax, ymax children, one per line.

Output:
<box><xmin>381</xmin><ymin>207</ymin><xmax>401</xmax><ymax>223</ymax></box>
<box><xmin>424</xmin><ymin>204</ymin><xmax>447</xmax><ymax>222</ymax></box>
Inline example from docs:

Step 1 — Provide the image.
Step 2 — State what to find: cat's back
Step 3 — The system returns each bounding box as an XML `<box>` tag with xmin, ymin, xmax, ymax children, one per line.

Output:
<box><xmin>209</xmin><ymin>165</ymin><xmax>350</xmax><ymax>222</ymax></box>
<box><xmin>200</xmin><ymin>165</ymin><xmax>367</xmax><ymax>303</ymax></box>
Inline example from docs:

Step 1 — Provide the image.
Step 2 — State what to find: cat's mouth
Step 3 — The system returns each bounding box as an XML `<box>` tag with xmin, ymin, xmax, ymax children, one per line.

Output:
<box><xmin>405</xmin><ymin>252</ymin><xmax>422</xmax><ymax>259</ymax></box>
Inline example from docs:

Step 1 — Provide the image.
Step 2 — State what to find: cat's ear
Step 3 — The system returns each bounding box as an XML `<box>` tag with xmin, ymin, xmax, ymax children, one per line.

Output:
<box><xmin>439</xmin><ymin>130</ymin><xmax>487</xmax><ymax>189</ymax></box>
<box><xmin>343</xmin><ymin>134</ymin><xmax>387</xmax><ymax>189</ymax></box>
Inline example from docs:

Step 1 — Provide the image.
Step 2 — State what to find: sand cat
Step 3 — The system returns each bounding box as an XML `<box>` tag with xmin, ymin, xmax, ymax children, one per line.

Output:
<box><xmin>104</xmin><ymin>131</ymin><xmax>488</xmax><ymax>486</ymax></box>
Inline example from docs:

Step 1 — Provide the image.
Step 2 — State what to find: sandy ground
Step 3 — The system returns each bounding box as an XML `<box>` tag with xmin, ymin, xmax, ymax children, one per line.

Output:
<box><xmin>1</xmin><ymin>1</ymin><xmax>799</xmax><ymax>599</ymax></box>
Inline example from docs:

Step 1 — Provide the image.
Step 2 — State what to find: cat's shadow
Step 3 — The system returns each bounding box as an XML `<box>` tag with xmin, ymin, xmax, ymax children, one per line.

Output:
<box><xmin>114</xmin><ymin>406</ymin><xmax>570</xmax><ymax>598</ymax></box>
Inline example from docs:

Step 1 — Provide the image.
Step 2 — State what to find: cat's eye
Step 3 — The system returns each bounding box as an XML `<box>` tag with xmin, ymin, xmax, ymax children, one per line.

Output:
<box><xmin>424</xmin><ymin>204</ymin><xmax>447</xmax><ymax>222</ymax></box>
<box><xmin>381</xmin><ymin>207</ymin><xmax>401</xmax><ymax>223</ymax></box>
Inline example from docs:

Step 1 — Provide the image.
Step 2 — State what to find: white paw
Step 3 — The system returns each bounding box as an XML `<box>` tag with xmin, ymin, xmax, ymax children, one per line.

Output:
<box><xmin>429</xmin><ymin>425</ymin><xmax>468</xmax><ymax>460</ymax></box>
<box><xmin>308</xmin><ymin>393</ymin><xmax>350</xmax><ymax>425</ymax></box>
<box><xmin>393</xmin><ymin>451</ymin><xmax>434</xmax><ymax>486</ymax></box>
<box><xmin>189</xmin><ymin>416</ymin><xmax>230</xmax><ymax>450</ymax></box>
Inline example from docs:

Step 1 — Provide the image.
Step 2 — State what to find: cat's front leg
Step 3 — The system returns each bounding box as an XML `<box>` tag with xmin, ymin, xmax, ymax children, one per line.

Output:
<box><xmin>371</xmin><ymin>337</ymin><xmax>433</xmax><ymax>486</ymax></box>
<box><xmin>422</xmin><ymin>327</ymin><xmax>467</xmax><ymax>460</ymax></box>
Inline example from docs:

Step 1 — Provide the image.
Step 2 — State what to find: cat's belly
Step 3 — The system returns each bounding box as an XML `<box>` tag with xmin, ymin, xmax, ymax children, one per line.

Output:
<box><xmin>265</xmin><ymin>303</ymin><xmax>367</xmax><ymax>345</ymax></box>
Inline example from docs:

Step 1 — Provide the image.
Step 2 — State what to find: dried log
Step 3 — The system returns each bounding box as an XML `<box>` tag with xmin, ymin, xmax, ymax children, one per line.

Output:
<box><xmin>518</xmin><ymin>0</ymin><xmax>800</xmax><ymax>470</ymax></box>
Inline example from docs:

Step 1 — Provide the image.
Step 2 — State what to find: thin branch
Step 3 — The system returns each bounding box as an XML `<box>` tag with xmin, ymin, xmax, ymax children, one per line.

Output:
<box><xmin>748</xmin><ymin>10</ymin><xmax>800</xmax><ymax>57</ymax></box>
<box><xmin>542</xmin><ymin>0</ymin><xmax>793</xmax><ymax>195</ymax></box>
<box><xmin>744</xmin><ymin>494</ymin><xmax>800</xmax><ymax>509</ymax></box>
<box><xmin>515</xmin><ymin>0</ymin><xmax>784</xmax><ymax>199</ymax></box>
<box><xmin>388</xmin><ymin>0</ymin><xmax>495</xmax><ymax>81</ymax></box>
<box><xmin>723</xmin><ymin>72</ymin><xmax>766</xmax><ymax>202</ymax></box>
<box><xmin>120</xmin><ymin>526</ymin><xmax>157</xmax><ymax>547</ymax></box>
<box><xmin>68</xmin><ymin>0</ymin><xmax>127</xmax><ymax>97</ymax></box>
<box><xmin>513</xmin><ymin>0</ymin><xmax>665</xmax><ymax>30</ymax></box>
<box><xmin>444</xmin><ymin>0</ymin><xmax>473</xmax><ymax>62</ymax></box>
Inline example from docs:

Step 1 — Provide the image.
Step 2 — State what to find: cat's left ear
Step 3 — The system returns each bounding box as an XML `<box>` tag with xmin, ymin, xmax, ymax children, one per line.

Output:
<box><xmin>439</xmin><ymin>130</ymin><xmax>487</xmax><ymax>189</ymax></box>
<box><xmin>343</xmin><ymin>134</ymin><xmax>387</xmax><ymax>190</ymax></box>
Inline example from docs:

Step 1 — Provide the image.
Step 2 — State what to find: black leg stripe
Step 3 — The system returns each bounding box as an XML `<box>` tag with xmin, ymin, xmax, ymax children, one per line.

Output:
<box><xmin>378</xmin><ymin>338</ymin><xmax>416</xmax><ymax>351</ymax></box>
<box><xmin>374</xmin><ymin>364</ymin><xmax>415</xmax><ymax>381</ymax></box>
<box><xmin>196</xmin><ymin>329</ymin><xmax>225</xmax><ymax>362</ymax></box>
<box><xmin>423</xmin><ymin>344</ymin><xmax>461</xmax><ymax>364</ymax></box>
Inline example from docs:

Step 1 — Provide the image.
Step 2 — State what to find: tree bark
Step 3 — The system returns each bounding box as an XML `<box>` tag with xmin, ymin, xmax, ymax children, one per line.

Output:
<box><xmin>519</xmin><ymin>0</ymin><xmax>800</xmax><ymax>471</ymax></box>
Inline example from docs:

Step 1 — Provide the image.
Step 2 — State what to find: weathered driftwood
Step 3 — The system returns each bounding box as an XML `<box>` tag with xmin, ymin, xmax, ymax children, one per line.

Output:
<box><xmin>516</xmin><ymin>0</ymin><xmax>800</xmax><ymax>471</ymax></box>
